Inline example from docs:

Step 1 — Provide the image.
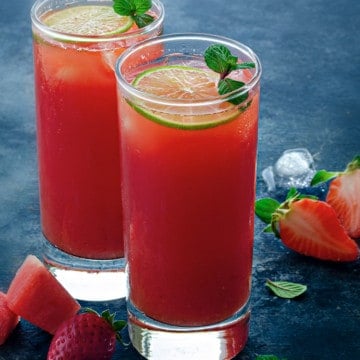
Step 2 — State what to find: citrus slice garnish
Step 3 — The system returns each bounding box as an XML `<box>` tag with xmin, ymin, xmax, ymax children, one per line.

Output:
<box><xmin>130</xmin><ymin>65</ymin><xmax>242</xmax><ymax>130</ymax></box>
<box><xmin>43</xmin><ymin>5</ymin><xmax>133</xmax><ymax>36</ymax></box>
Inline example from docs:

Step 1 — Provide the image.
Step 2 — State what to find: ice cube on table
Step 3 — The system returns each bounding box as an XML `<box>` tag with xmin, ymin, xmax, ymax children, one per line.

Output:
<box><xmin>262</xmin><ymin>148</ymin><xmax>316</xmax><ymax>191</ymax></box>
<box><xmin>261</xmin><ymin>166</ymin><xmax>276</xmax><ymax>192</ymax></box>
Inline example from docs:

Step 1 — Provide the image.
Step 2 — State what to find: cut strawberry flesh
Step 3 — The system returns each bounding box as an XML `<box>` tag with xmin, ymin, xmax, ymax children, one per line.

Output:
<box><xmin>279</xmin><ymin>199</ymin><xmax>359</xmax><ymax>262</ymax></box>
<box><xmin>327</xmin><ymin>169</ymin><xmax>360</xmax><ymax>238</ymax></box>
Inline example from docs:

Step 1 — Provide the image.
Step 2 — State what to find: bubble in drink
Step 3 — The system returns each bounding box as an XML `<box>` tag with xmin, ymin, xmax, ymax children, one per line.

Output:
<box><xmin>262</xmin><ymin>148</ymin><xmax>316</xmax><ymax>191</ymax></box>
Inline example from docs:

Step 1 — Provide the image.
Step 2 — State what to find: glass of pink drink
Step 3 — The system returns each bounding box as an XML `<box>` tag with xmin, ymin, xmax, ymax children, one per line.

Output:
<box><xmin>30</xmin><ymin>0</ymin><xmax>164</xmax><ymax>301</ymax></box>
<box><xmin>116</xmin><ymin>34</ymin><xmax>261</xmax><ymax>359</ymax></box>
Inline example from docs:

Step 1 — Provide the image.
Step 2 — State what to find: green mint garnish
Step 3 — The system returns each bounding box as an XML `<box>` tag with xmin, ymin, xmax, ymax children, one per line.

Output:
<box><xmin>218</xmin><ymin>78</ymin><xmax>248</xmax><ymax>105</ymax></box>
<box><xmin>256</xmin><ymin>356</ymin><xmax>282</xmax><ymax>360</ymax></box>
<box><xmin>266</xmin><ymin>279</ymin><xmax>307</xmax><ymax>299</ymax></box>
<box><xmin>113</xmin><ymin>0</ymin><xmax>154</xmax><ymax>28</ymax></box>
<box><xmin>204</xmin><ymin>44</ymin><xmax>255</xmax><ymax>105</ymax></box>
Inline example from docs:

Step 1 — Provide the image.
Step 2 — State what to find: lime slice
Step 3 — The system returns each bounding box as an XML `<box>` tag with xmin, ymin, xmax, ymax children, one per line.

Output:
<box><xmin>130</xmin><ymin>65</ymin><xmax>242</xmax><ymax>130</ymax></box>
<box><xmin>43</xmin><ymin>5</ymin><xmax>133</xmax><ymax>36</ymax></box>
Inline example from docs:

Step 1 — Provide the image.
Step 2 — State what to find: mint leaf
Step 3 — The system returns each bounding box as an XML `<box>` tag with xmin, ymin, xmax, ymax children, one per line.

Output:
<box><xmin>204</xmin><ymin>44</ymin><xmax>233</xmax><ymax>75</ymax></box>
<box><xmin>256</xmin><ymin>356</ymin><xmax>280</xmax><ymax>360</ymax></box>
<box><xmin>113</xmin><ymin>0</ymin><xmax>136</xmax><ymax>16</ymax></box>
<box><xmin>310</xmin><ymin>170</ymin><xmax>339</xmax><ymax>186</ymax></box>
<box><xmin>204</xmin><ymin>44</ymin><xmax>255</xmax><ymax>77</ymax></box>
<box><xmin>204</xmin><ymin>45</ymin><xmax>254</xmax><ymax>80</ymax></box>
<box><xmin>234</xmin><ymin>62</ymin><xmax>256</xmax><ymax>70</ymax></box>
<box><xmin>227</xmin><ymin>55</ymin><xmax>238</xmax><ymax>69</ymax></box>
<box><xmin>113</xmin><ymin>0</ymin><xmax>154</xmax><ymax>27</ymax></box>
<box><xmin>133</xmin><ymin>0</ymin><xmax>152</xmax><ymax>14</ymax></box>
<box><xmin>133</xmin><ymin>13</ymin><xmax>154</xmax><ymax>27</ymax></box>
<box><xmin>255</xmin><ymin>198</ymin><xmax>280</xmax><ymax>224</ymax></box>
<box><xmin>266</xmin><ymin>279</ymin><xmax>307</xmax><ymax>299</ymax></box>
<box><xmin>218</xmin><ymin>78</ymin><xmax>248</xmax><ymax>105</ymax></box>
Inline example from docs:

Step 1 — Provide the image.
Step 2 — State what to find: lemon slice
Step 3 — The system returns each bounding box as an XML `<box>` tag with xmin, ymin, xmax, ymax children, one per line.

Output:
<box><xmin>131</xmin><ymin>65</ymin><xmax>242</xmax><ymax>130</ymax></box>
<box><xmin>43</xmin><ymin>5</ymin><xmax>133</xmax><ymax>36</ymax></box>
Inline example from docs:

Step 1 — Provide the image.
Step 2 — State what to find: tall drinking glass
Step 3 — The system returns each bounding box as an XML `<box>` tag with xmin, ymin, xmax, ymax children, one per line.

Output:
<box><xmin>30</xmin><ymin>0</ymin><xmax>164</xmax><ymax>301</ymax></box>
<box><xmin>116</xmin><ymin>33</ymin><xmax>261</xmax><ymax>359</ymax></box>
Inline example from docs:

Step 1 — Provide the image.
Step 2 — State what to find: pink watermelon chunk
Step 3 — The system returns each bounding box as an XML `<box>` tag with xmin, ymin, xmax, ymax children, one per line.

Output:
<box><xmin>0</xmin><ymin>291</ymin><xmax>20</xmax><ymax>345</ymax></box>
<box><xmin>6</xmin><ymin>255</ymin><xmax>80</xmax><ymax>334</ymax></box>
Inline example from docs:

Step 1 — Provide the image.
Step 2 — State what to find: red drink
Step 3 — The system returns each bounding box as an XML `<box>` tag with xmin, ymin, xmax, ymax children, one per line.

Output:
<box><xmin>121</xmin><ymin>92</ymin><xmax>259</xmax><ymax>325</ymax></box>
<box><xmin>31</xmin><ymin>0</ymin><xmax>164</xmax><ymax>301</ymax></box>
<box><xmin>34</xmin><ymin>39</ymin><xmax>125</xmax><ymax>259</ymax></box>
<box><xmin>32</xmin><ymin>2</ymin><xmax>163</xmax><ymax>260</ymax></box>
<box><xmin>117</xmin><ymin>35</ymin><xmax>261</xmax><ymax>358</ymax></box>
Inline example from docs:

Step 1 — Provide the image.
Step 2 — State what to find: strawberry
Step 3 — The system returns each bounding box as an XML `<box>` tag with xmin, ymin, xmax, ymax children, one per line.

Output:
<box><xmin>255</xmin><ymin>188</ymin><xmax>359</xmax><ymax>262</ymax></box>
<box><xmin>47</xmin><ymin>309</ymin><xmax>126</xmax><ymax>360</ymax></box>
<box><xmin>311</xmin><ymin>155</ymin><xmax>360</xmax><ymax>238</ymax></box>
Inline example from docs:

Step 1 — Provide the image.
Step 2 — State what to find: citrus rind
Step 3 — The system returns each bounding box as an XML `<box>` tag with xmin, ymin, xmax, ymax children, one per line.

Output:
<box><xmin>130</xmin><ymin>65</ymin><xmax>243</xmax><ymax>130</ymax></box>
<box><xmin>43</xmin><ymin>5</ymin><xmax>133</xmax><ymax>36</ymax></box>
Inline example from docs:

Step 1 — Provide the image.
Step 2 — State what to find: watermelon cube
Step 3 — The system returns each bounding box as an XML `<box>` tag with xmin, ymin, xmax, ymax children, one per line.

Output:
<box><xmin>6</xmin><ymin>255</ymin><xmax>81</xmax><ymax>334</ymax></box>
<box><xmin>0</xmin><ymin>291</ymin><xmax>20</xmax><ymax>345</ymax></box>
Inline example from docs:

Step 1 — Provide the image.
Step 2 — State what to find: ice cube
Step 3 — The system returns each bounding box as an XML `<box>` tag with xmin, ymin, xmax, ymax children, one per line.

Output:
<box><xmin>261</xmin><ymin>166</ymin><xmax>276</xmax><ymax>192</ymax></box>
<box><xmin>262</xmin><ymin>148</ymin><xmax>316</xmax><ymax>191</ymax></box>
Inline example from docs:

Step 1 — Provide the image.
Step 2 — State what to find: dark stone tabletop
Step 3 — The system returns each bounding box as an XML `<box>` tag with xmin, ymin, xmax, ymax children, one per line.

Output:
<box><xmin>0</xmin><ymin>0</ymin><xmax>359</xmax><ymax>359</ymax></box>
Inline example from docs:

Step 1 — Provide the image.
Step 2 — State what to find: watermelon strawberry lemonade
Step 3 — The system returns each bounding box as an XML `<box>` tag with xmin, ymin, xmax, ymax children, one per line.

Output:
<box><xmin>116</xmin><ymin>34</ymin><xmax>261</xmax><ymax>359</ymax></box>
<box><xmin>30</xmin><ymin>0</ymin><xmax>164</xmax><ymax>300</ymax></box>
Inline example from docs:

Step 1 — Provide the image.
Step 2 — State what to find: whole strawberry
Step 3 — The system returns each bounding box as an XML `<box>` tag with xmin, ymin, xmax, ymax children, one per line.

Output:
<box><xmin>255</xmin><ymin>188</ymin><xmax>359</xmax><ymax>262</ymax></box>
<box><xmin>311</xmin><ymin>155</ymin><xmax>360</xmax><ymax>238</ymax></box>
<box><xmin>47</xmin><ymin>309</ymin><xmax>126</xmax><ymax>360</ymax></box>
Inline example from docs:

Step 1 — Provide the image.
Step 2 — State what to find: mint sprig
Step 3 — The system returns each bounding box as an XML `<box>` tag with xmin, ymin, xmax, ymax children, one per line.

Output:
<box><xmin>204</xmin><ymin>44</ymin><xmax>255</xmax><ymax>105</ymax></box>
<box><xmin>113</xmin><ymin>0</ymin><xmax>154</xmax><ymax>28</ymax></box>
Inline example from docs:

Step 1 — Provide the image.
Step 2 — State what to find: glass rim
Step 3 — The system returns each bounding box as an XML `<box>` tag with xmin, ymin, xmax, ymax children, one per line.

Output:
<box><xmin>30</xmin><ymin>0</ymin><xmax>165</xmax><ymax>43</ymax></box>
<box><xmin>115</xmin><ymin>33</ymin><xmax>262</xmax><ymax>108</ymax></box>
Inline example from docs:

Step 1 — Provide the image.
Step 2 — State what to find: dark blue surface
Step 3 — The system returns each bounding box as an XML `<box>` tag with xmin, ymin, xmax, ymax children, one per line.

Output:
<box><xmin>0</xmin><ymin>0</ymin><xmax>359</xmax><ymax>359</ymax></box>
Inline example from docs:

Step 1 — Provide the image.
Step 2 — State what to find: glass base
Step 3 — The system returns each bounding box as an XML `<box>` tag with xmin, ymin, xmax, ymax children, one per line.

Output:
<box><xmin>42</xmin><ymin>239</ymin><xmax>127</xmax><ymax>301</ymax></box>
<box><xmin>127</xmin><ymin>300</ymin><xmax>250</xmax><ymax>360</ymax></box>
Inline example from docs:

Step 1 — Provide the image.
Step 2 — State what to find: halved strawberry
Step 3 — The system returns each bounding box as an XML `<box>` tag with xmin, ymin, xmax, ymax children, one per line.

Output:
<box><xmin>255</xmin><ymin>189</ymin><xmax>359</xmax><ymax>262</ymax></box>
<box><xmin>311</xmin><ymin>155</ymin><xmax>360</xmax><ymax>238</ymax></box>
